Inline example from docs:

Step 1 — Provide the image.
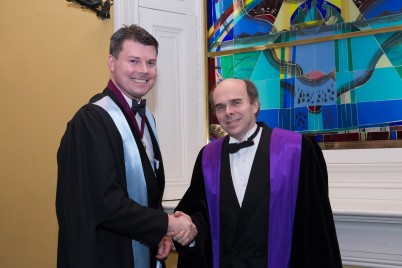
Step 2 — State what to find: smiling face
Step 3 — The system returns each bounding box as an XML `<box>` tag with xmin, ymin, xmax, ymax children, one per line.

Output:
<box><xmin>212</xmin><ymin>79</ymin><xmax>259</xmax><ymax>141</ymax></box>
<box><xmin>108</xmin><ymin>40</ymin><xmax>157</xmax><ymax>102</ymax></box>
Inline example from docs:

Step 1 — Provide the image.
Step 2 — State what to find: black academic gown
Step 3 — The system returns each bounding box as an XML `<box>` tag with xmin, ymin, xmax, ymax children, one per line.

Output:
<box><xmin>175</xmin><ymin>123</ymin><xmax>342</xmax><ymax>268</ymax></box>
<box><xmin>56</xmin><ymin>88</ymin><xmax>168</xmax><ymax>268</ymax></box>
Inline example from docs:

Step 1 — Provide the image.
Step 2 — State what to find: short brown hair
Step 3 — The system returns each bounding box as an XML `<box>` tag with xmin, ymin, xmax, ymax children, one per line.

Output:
<box><xmin>109</xmin><ymin>24</ymin><xmax>159</xmax><ymax>58</ymax></box>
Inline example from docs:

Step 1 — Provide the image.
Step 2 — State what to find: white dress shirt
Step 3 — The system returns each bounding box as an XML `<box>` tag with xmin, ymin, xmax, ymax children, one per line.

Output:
<box><xmin>124</xmin><ymin>95</ymin><xmax>155</xmax><ymax>167</ymax></box>
<box><xmin>228</xmin><ymin>124</ymin><xmax>261</xmax><ymax>206</ymax></box>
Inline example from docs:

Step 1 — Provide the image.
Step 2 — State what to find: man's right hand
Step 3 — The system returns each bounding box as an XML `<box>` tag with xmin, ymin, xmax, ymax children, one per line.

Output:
<box><xmin>167</xmin><ymin>211</ymin><xmax>197</xmax><ymax>246</ymax></box>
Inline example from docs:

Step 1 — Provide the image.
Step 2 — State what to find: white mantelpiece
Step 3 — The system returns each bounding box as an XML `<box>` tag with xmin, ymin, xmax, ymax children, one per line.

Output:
<box><xmin>325</xmin><ymin>148</ymin><xmax>402</xmax><ymax>267</ymax></box>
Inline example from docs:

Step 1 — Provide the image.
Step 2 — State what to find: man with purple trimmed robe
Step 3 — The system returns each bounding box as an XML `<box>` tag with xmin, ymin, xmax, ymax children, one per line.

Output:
<box><xmin>174</xmin><ymin>78</ymin><xmax>342</xmax><ymax>268</ymax></box>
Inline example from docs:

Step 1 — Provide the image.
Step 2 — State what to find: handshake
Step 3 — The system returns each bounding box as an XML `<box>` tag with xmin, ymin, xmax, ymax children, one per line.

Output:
<box><xmin>166</xmin><ymin>211</ymin><xmax>197</xmax><ymax>246</ymax></box>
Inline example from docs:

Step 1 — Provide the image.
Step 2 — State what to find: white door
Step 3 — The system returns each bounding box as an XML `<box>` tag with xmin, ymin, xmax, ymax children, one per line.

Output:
<box><xmin>139</xmin><ymin>0</ymin><xmax>195</xmax><ymax>15</ymax></box>
<box><xmin>140</xmin><ymin>7</ymin><xmax>206</xmax><ymax>201</ymax></box>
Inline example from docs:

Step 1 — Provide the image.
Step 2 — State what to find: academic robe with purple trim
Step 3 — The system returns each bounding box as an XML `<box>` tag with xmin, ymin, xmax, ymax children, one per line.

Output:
<box><xmin>175</xmin><ymin>122</ymin><xmax>342</xmax><ymax>268</ymax></box>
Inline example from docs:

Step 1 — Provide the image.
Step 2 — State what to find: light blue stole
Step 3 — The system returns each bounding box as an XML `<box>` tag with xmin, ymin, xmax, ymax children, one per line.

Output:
<box><xmin>94</xmin><ymin>96</ymin><xmax>158</xmax><ymax>268</ymax></box>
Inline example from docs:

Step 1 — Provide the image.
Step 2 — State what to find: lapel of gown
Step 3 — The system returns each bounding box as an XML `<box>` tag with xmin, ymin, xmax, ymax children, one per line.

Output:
<box><xmin>221</xmin><ymin>138</ymin><xmax>241</xmax><ymax>211</ymax></box>
<box><xmin>234</xmin><ymin>125</ymin><xmax>272</xmax><ymax>237</ymax></box>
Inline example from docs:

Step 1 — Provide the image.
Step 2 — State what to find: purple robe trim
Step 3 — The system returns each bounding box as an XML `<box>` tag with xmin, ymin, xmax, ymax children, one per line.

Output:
<box><xmin>268</xmin><ymin>128</ymin><xmax>302</xmax><ymax>267</ymax></box>
<box><xmin>202</xmin><ymin>128</ymin><xmax>301</xmax><ymax>268</ymax></box>
<box><xmin>202</xmin><ymin>137</ymin><xmax>224</xmax><ymax>268</ymax></box>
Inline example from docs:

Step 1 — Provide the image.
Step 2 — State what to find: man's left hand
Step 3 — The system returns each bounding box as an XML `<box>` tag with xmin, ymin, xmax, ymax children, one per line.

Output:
<box><xmin>156</xmin><ymin>236</ymin><xmax>173</xmax><ymax>261</ymax></box>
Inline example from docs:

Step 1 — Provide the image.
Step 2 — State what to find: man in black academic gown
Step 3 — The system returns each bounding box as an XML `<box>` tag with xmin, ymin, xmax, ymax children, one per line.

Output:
<box><xmin>56</xmin><ymin>25</ymin><xmax>197</xmax><ymax>268</ymax></box>
<box><xmin>174</xmin><ymin>78</ymin><xmax>342</xmax><ymax>268</ymax></box>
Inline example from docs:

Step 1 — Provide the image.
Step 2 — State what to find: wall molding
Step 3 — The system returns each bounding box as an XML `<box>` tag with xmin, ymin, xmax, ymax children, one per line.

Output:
<box><xmin>334</xmin><ymin>212</ymin><xmax>402</xmax><ymax>268</ymax></box>
<box><xmin>113</xmin><ymin>0</ymin><xmax>139</xmax><ymax>29</ymax></box>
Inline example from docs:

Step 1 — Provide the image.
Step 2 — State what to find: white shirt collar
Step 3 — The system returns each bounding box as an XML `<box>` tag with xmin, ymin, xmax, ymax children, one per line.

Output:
<box><xmin>229</xmin><ymin>123</ymin><xmax>258</xmax><ymax>144</ymax></box>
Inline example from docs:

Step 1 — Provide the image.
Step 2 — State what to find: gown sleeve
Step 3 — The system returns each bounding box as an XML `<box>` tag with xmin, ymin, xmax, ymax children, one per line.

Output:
<box><xmin>289</xmin><ymin>136</ymin><xmax>342</xmax><ymax>268</ymax></box>
<box><xmin>56</xmin><ymin>104</ymin><xmax>168</xmax><ymax>254</ymax></box>
<box><xmin>174</xmin><ymin>148</ymin><xmax>213</xmax><ymax>268</ymax></box>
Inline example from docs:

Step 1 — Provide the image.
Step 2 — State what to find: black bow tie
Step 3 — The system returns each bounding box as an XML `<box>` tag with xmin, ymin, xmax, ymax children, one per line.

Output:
<box><xmin>132</xmin><ymin>99</ymin><xmax>146</xmax><ymax>118</ymax></box>
<box><xmin>227</xmin><ymin>126</ymin><xmax>260</xmax><ymax>154</ymax></box>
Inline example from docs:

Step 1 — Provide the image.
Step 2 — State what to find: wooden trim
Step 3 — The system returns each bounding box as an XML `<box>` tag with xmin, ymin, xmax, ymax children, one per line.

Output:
<box><xmin>319</xmin><ymin>140</ymin><xmax>402</xmax><ymax>150</ymax></box>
